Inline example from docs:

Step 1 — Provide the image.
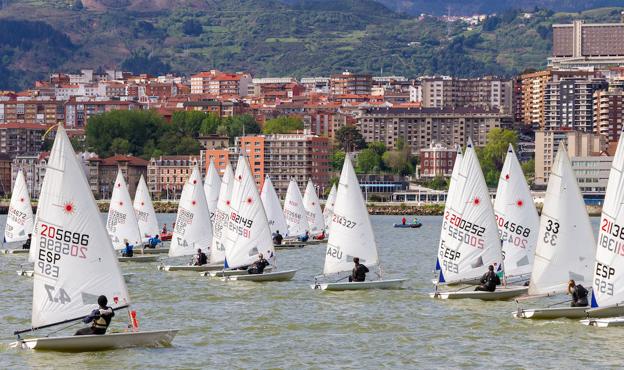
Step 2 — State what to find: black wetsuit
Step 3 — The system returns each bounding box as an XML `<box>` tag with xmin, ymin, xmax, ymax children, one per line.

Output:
<box><xmin>349</xmin><ymin>264</ymin><xmax>369</xmax><ymax>282</ymax></box>
<box><xmin>75</xmin><ymin>306</ymin><xmax>115</xmax><ymax>335</ymax></box>
<box><xmin>22</xmin><ymin>237</ymin><xmax>31</xmax><ymax>250</ymax></box>
<box><xmin>248</xmin><ymin>258</ymin><xmax>269</xmax><ymax>274</ymax></box>
<box><xmin>273</xmin><ymin>233</ymin><xmax>283</xmax><ymax>245</ymax></box>
<box><xmin>571</xmin><ymin>285</ymin><xmax>589</xmax><ymax>307</ymax></box>
<box><xmin>475</xmin><ymin>271</ymin><xmax>500</xmax><ymax>292</ymax></box>
<box><xmin>194</xmin><ymin>252</ymin><xmax>208</xmax><ymax>266</ymax></box>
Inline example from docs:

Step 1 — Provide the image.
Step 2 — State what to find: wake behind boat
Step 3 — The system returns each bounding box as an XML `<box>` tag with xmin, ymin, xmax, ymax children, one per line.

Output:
<box><xmin>312</xmin><ymin>156</ymin><xmax>405</xmax><ymax>291</ymax></box>
<box><xmin>11</xmin><ymin>126</ymin><xmax>177</xmax><ymax>352</ymax></box>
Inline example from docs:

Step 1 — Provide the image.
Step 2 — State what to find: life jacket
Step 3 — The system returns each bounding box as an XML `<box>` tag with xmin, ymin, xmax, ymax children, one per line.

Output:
<box><xmin>199</xmin><ymin>253</ymin><xmax>208</xmax><ymax>265</ymax></box>
<box><xmin>92</xmin><ymin>308</ymin><xmax>113</xmax><ymax>330</ymax></box>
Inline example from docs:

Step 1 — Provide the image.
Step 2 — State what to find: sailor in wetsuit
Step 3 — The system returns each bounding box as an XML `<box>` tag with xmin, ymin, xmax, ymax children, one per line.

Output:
<box><xmin>22</xmin><ymin>234</ymin><xmax>32</xmax><ymax>250</ymax></box>
<box><xmin>193</xmin><ymin>248</ymin><xmax>208</xmax><ymax>266</ymax></box>
<box><xmin>75</xmin><ymin>295</ymin><xmax>115</xmax><ymax>335</ymax></box>
<box><xmin>248</xmin><ymin>253</ymin><xmax>269</xmax><ymax>274</ymax></box>
<box><xmin>272</xmin><ymin>230</ymin><xmax>284</xmax><ymax>245</ymax></box>
<box><xmin>474</xmin><ymin>265</ymin><xmax>501</xmax><ymax>292</ymax></box>
<box><xmin>568</xmin><ymin>280</ymin><xmax>589</xmax><ymax>307</ymax></box>
<box><xmin>349</xmin><ymin>257</ymin><xmax>369</xmax><ymax>282</ymax></box>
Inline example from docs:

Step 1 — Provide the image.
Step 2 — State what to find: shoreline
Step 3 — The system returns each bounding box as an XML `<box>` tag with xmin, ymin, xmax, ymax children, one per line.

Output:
<box><xmin>0</xmin><ymin>201</ymin><xmax>603</xmax><ymax>217</ymax></box>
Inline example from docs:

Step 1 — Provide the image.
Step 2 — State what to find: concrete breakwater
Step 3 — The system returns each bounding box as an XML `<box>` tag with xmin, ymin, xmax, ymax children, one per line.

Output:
<box><xmin>0</xmin><ymin>201</ymin><xmax>603</xmax><ymax>217</ymax></box>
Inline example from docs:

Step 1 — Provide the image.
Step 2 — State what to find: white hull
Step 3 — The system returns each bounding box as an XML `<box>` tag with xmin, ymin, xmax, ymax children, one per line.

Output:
<box><xmin>117</xmin><ymin>255</ymin><xmax>159</xmax><ymax>263</ymax></box>
<box><xmin>585</xmin><ymin>304</ymin><xmax>624</xmax><ymax>318</ymax></box>
<box><xmin>283</xmin><ymin>239</ymin><xmax>324</xmax><ymax>246</ymax></box>
<box><xmin>1</xmin><ymin>249</ymin><xmax>29</xmax><ymax>254</ymax></box>
<box><xmin>227</xmin><ymin>269</ymin><xmax>297</xmax><ymax>282</ymax></box>
<box><xmin>11</xmin><ymin>329</ymin><xmax>178</xmax><ymax>351</ymax></box>
<box><xmin>135</xmin><ymin>247</ymin><xmax>169</xmax><ymax>255</ymax></box>
<box><xmin>512</xmin><ymin>306</ymin><xmax>589</xmax><ymax>319</ymax></box>
<box><xmin>312</xmin><ymin>278</ymin><xmax>406</xmax><ymax>291</ymax></box>
<box><xmin>580</xmin><ymin>317</ymin><xmax>624</xmax><ymax>327</ymax></box>
<box><xmin>274</xmin><ymin>244</ymin><xmax>305</xmax><ymax>250</ymax></box>
<box><xmin>17</xmin><ymin>270</ymin><xmax>34</xmax><ymax>277</ymax></box>
<box><xmin>206</xmin><ymin>266</ymin><xmax>274</xmax><ymax>277</ymax></box>
<box><xmin>159</xmin><ymin>263</ymin><xmax>224</xmax><ymax>272</ymax></box>
<box><xmin>431</xmin><ymin>286</ymin><xmax>528</xmax><ymax>301</ymax></box>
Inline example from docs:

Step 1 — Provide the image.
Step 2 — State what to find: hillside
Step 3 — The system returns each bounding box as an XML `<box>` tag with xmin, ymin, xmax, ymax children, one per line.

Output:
<box><xmin>0</xmin><ymin>1</ymin><xmax>623</xmax><ymax>90</ymax></box>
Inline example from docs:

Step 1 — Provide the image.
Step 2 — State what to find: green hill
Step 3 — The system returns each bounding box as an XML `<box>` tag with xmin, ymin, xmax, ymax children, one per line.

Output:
<box><xmin>0</xmin><ymin>1</ymin><xmax>623</xmax><ymax>90</ymax></box>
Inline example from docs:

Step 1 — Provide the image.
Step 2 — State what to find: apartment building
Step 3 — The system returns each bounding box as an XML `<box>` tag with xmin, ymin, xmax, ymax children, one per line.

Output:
<box><xmin>419</xmin><ymin>76</ymin><xmax>513</xmax><ymax>114</ymax></box>
<box><xmin>571</xmin><ymin>155</ymin><xmax>612</xmax><ymax>198</ymax></box>
<box><xmin>64</xmin><ymin>98</ymin><xmax>141</xmax><ymax>127</ymax></box>
<box><xmin>543</xmin><ymin>78</ymin><xmax>608</xmax><ymax>131</ymax></box>
<box><xmin>237</xmin><ymin>134</ymin><xmax>331</xmax><ymax>196</ymax></box>
<box><xmin>330</xmin><ymin>72</ymin><xmax>372</xmax><ymax>96</ymax></box>
<box><xmin>534</xmin><ymin>130</ymin><xmax>605</xmax><ymax>185</ymax></box>
<box><xmin>0</xmin><ymin>123</ymin><xmax>48</xmax><ymax>158</ymax></box>
<box><xmin>190</xmin><ymin>70</ymin><xmax>251</xmax><ymax>97</ymax></box>
<box><xmin>147</xmin><ymin>155</ymin><xmax>202</xmax><ymax>200</ymax></box>
<box><xmin>356</xmin><ymin>107</ymin><xmax>510</xmax><ymax>153</ymax></box>
<box><xmin>11</xmin><ymin>153</ymin><xmax>48</xmax><ymax>198</ymax></box>
<box><xmin>593</xmin><ymin>88</ymin><xmax>624</xmax><ymax>142</ymax></box>
<box><xmin>0</xmin><ymin>97</ymin><xmax>65</xmax><ymax>125</ymax></box>
<box><xmin>87</xmin><ymin>155</ymin><xmax>148</xmax><ymax>199</ymax></box>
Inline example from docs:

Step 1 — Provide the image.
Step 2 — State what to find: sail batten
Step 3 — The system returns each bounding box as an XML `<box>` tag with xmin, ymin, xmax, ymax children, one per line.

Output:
<box><xmin>31</xmin><ymin>127</ymin><xmax>129</xmax><ymax>328</ymax></box>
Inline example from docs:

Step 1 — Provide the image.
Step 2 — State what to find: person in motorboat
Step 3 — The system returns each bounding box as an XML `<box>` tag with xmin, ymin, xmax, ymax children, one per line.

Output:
<box><xmin>161</xmin><ymin>224</ymin><xmax>168</xmax><ymax>234</ymax></box>
<box><xmin>313</xmin><ymin>229</ymin><xmax>326</xmax><ymax>240</ymax></box>
<box><xmin>474</xmin><ymin>265</ymin><xmax>501</xmax><ymax>292</ymax></box>
<box><xmin>273</xmin><ymin>230</ymin><xmax>284</xmax><ymax>245</ymax></box>
<box><xmin>349</xmin><ymin>257</ymin><xmax>369</xmax><ymax>282</ymax></box>
<box><xmin>145</xmin><ymin>234</ymin><xmax>161</xmax><ymax>249</ymax></box>
<box><xmin>568</xmin><ymin>280</ymin><xmax>589</xmax><ymax>307</ymax></box>
<box><xmin>413</xmin><ymin>217</ymin><xmax>419</xmax><ymax>225</ymax></box>
<box><xmin>192</xmin><ymin>248</ymin><xmax>208</xmax><ymax>266</ymax></box>
<box><xmin>75</xmin><ymin>295</ymin><xmax>115</xmax><ymax>336</ymax></box>
<box><xmin>22</xmin><ymin>233</ymin><xmax>32</xmax><ymax>250</ymax></box>
<box><xmin>298</xmin><ymin>231</ymin><xmax>310</xmax><ymax>242</ymax></box>
<box><xmin>401</xmin><ymin>216</ymin><xmax>406</xmax><ymax>225</ymax></box>
<box><xmin>121</xmin><ymin>241</ymin><xmax>134</xmax><ymax>257</ymax></box>
<box><xmin>248</xmin><ymin>253</ymin><xmax>270</xmax><ymax>274</ymax></box>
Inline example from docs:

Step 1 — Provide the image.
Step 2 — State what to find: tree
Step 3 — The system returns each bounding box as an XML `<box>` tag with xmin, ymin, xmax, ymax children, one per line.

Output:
<box><xmin>182</xmin><ymin>19</ymin><xmax>203</xmax><ymax>36</ymax></box>
<box><xmin>263</xmin><ymin>116</ymin><xmax>303</xmax><ymax>134</ymax></box>
<box><xmin>110</xmin><ymin>138</ymin><xmax>130</xmax><ymax>154</ymax></box>
<box><xmin>171</xmin><ymin>111</ymin><xmax>205</xmax><ymax>138</ymax></box>
<box><xmin>330</xmin><ymin>150</ymin><xmax>346</xmax><ymax>171</ymax></box>
<box><xmin>382</xmin><ymin>150</ymin><xmax>413</xmax><ymax>176</ymax></box>
<box><xmin>522</xmin><ymin>159</ymin><xmax>535</xmax><ymax>186</ymax></box>
<box><xmin>335</xmin><ymin>126</ymin><xmax>366</xmax><ymax>152</ymax></box>
<box><xmin>225</xmin><ymin>115</ymin><xmax>261</xmax><ymax>142</ymax></box>
<box><xmin>200</xmin><ymin>113</ymin><xmax>221</xmax><ymax>135</ymax></box>
<box><xmin>367</xmin><ymin>141</ymin><xmax>387</xmax><ymax>156</ymax></box>
<box><xmin>477</xmin><ymin>128</ymin><xmax>519</xmax><ymax>187</ymax></box>
<box><xmin>356</xmin><ymin>148</ymin><xmax>381</xmax><ymax>173</ymax></box>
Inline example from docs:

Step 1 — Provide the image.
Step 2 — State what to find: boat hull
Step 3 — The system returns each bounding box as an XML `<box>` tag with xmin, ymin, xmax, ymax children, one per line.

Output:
<box><xmin>431</xmin><ymin>286</ymin><xmax>528</xmax><ymax>301</ymax></box>
<box><xmin>17</xmin><ymin>270</ymin><xmax>34</xmax><ymax>277</ymax></box>
<box><xmin>580</xmin><ymin>317</ymin><xmax>624</xmax><ymax>327</ymax></box>
<box><xmin>206</xmin><ymin>266</ymin><xmax>273</xmax><ymax>277</ymax></box>
<box><xmin>227</xmin><ymin>269</ymin><xmax>297</xmax><ymax>282</ymax></box>
<box><xmin>135</xmin><ymin>248</ymin><xmax>169</xmax><ymax>255</ymax></box>
<box><xmin>11</xmin><ymin>329</ymin><xmax>178</xmax><ymax>352</ymax></box>
<box><xmin>274</xmin><ymin>244</ymin><xmax>305</xmax><ymax>250</ymax></box>
<box><xmin>160</xmin><ymin>263</ymin><xmax>223</xmax><ymax>272</ymax></box>
<box><xmin>512</xmin><ymin>306</ymin><xmax>589</xmax><ymax>319</ymax></box>
<box><xmin>392</xmin><ymin>223</ymin><xmax>422</xmax><ymax>228</ymax></box>
<box><xmin>585</xmin><ymin>304</ymin><xmax>624</xmax><ymax>318</ymax></box>
<box><xmin>118</xmin><ymin>255</ymin><xmax>159</xmax><ymax>263</ymax></box>
<box><xmin>313</xmin><ymin>278</ymin><xmax>406</xmax><ymax>291</ymax></box>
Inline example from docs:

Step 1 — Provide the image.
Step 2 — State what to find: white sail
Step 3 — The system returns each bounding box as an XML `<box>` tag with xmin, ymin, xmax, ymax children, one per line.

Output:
<box><xmin>169</xmin><ymin>166</ymin><xmax>213</xmax><ymax>257</ymax></box>
<box><xmin>283</xmin><ymin>180</ymin><xmax>309</xmax><ymax>237</ymax></box>
<box><xmin>323</xmin><ymin>184</ymin><xmax>337</xmax><ymax>228</ymax></box>
<box><xmin>592</xmin><ymin>133</ymin><xmax>624</xmax><ymax>307</ymax></box>
<box><xmin>435</xmin><ymin>146</ymin><xmax>462</xmax><ymax>273</ymax></box>
<box><xmin>211</xmin><ymin>163</ymin><xmax>234</xmax><ymax>264</ymax></box>
<box><xmin>323</xmin><ymin>156</ymin><xmax>378</xmax><ymax>275</ymax></box>
<box><xmin>203</xmin><ymin>158</ymin><xmax>221</xmax><ymax>222</ymax></box>
<box><xmin>5</xmin><ymin>169</ymin><xmax>34</xmax><ymax>243</ymax></box>
<box><xmin>260</xmin><ymin>175</ymin><xmax>288</xmax><ymax>236</ymax></box>
<box><xmin>223</xmin><ymin>156</ymin><xmax>274</xmax><ymax>269</ymax></box>
<box><xmin>133</xmin><ymin>175</ymin><xmax>159</xmax><ymax>240</ymax></box>
<box><xmin>31</xmin><ymin>126</ymin><xmax>129</xmax><ymax>328</ymax></box>
<box><xmin>435</xmin><ymin>140</ymin><xmax>503</xmax><ymax>284</ymax></box>
<box><xmin>493</xmin><ymin>145</ymin><xmax>539</xmax><ymax>279</ymax></box>
<box><xmin>528</xmin><ymin>144</ymin><xmax>596</xmax><ymax>296</ymax></box>
<box><xmin>303</xmin><ymin>180</ymin><xmax>325</xmax><ymax>234</ymax></box>
<box><xmin>107</xmin><ymin>170</ymin><xmax>142</xmax><ymax>250</ymax></box>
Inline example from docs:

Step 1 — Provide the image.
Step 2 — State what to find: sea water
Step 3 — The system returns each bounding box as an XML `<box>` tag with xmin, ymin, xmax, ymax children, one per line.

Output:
<box><xmin>0</xmin><ymin>215</ymin><xmax>617</xmax><ymax>368</ymax></box>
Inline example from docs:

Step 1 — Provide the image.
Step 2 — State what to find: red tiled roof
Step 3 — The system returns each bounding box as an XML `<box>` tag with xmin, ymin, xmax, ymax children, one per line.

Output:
<box><xmin>89</xmin><ymin>155</ymin><xmax>149</xmax><ymax>166</ymax></box>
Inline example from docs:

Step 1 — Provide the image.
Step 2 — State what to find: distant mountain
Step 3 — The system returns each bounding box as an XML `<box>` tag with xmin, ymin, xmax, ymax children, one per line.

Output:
<box><xmin>376</xmin><ymin>0</ymin><xmax>624</xmax><ymax>16</ymax></box>
<box><xmin>0</xmin><ymin>1</ymin><xmax>623</xmax><ymax>90</ymax></box>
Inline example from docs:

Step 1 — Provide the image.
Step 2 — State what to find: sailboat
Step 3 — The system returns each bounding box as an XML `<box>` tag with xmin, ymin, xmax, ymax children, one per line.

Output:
<box><xmin>514</xmin><ymin>144</ymin><xmax>596</xmax><ymax>319</ymax></box>
<box><xmin>208</xmin><ymin>163</ymin><xmax>234</xmax><ymax>267</ymax></box>
<box><xmin>493</xmin><ymin>145</ymin><xmax>539</xmax><ymax>284</ymax></box>
<box><xmin>312</xmin><ymin>156</ymin><xmax>405</xmax><ymax>290</ymax></box>
<box><xmin>204</xmin><ymin>158</ymin><xmax>221</xmax><ymax>221</ymax></box>
<box><xmin>212</xmin><ymin>155</ymin><xmax>295</xmax><ymax>282</ymax></box>
<box><xmin>133</xmin><ymin>175</ymin><xmax>167</xmax><ymax>255</ymax></box>
<box><xmin>581</xmin><ymin>132</ymin><xmax>624</xmax><ymax>326</ymax></box>
<box><xmin>430</xmin><ymin>140</ymin><xmax>527</xmax><ymax>300</ymax></box>
<box><xmin>160</xmin><ymin>166</ymin><xmax>216</xmax><ymax>272</ymax></box>
<box><xmin>1</xmin><ymin>169</ymin><xmax>34</xmax><ymax>254</ymax></box>
<box><xmin>260</xmin><ymin>175</ymin><xmax>288</xmax><ymax>240</ymax></box>
<box><xmin>10</xmin><ymin>126</ymin><xmax>177</xmax><ymax>351</ymax></box>
<box><xmin>107</xmin><ymin>169</ymin><xmax>157</xmax><ymax>263</ymax></box>
<box><xmin>283</xmin><ymin>179</ymin><xmax>309</xmax><ymax>237</ymax></box>
<box><xmin>303</xmin><ymin>179</ymin><xmax>325</xmax><ymax>237</ymax></box>
<box><xmin>323</xmin><ymin>184</ymin><xmax>337</xmax><ymax>230</ymax></box>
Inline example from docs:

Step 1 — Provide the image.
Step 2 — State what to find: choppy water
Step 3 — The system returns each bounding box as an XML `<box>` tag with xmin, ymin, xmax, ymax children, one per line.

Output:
<box><xmin>0</xmin><ymin>215</ymin><xmax>618</xmax><ymax>368</ymax></box>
